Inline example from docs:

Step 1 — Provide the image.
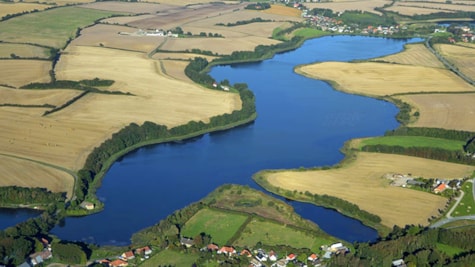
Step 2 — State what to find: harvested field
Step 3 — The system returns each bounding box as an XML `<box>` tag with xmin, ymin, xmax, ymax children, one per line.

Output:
<box><xmin>296</xmin><ymin>62</ymin><xmax>474</xmax><ymax>97</ymax></box>
<box><xmin>0</xmin><ymin>43</ymin><xmax>50</xmax><ymax>59</ymax></box>
<box><xmin>392</xmin><ymin>1</ymin><xmax>475</xmax><ymax>12</ymax></box>
<box><xmin>0</xmin><ymin>3</ymin><xmax>50</xmax><ymax>18</ymax></box>
<box><xmin>435</xmin><ymin>44</ymin><xmax>475</xmax><ymax>80</ymax></box>
<box><xmin>71</xmin><ymin>24</ymin><xmax>165</xmax><ymax>53</ymax></box>
<box><xmin>160</xmin><ymin>36</ymin><xmax>280</xmax><ymax>55</ymax></box>
<box><xmin>79</xmin><ymin>1</ymin><xmax>169</xmax><ymax>14</ymax></box>
<box><xmin>0</xmin><ymin>60</ymin><xmax>51</xmax><ymax>88</ymax></box>
<box><xmin>0</xmin><ymin>155</ymin><xmax>74</xmax><ymax>198</ymax></box>
<box><xmin>385</xmin><ymin>3</ymin><xmax>455</xmax><ymax>15</ymax></box>
<box><xmin>152</xmin><ymin>52</ymin><xmax>216</xmax><ymax>61</ymax></box>
<box><xmin>159</xmin><ymin>60</ymin><xmax>193</xmax><ymax>83</ymax></box>
<box><xmin>372</xmin><ymin>43</ymin><xmax>445</xmax><ymax>68</ymax></box>
<box><xmin>397</xmin><ymin>93</ymin><xmax>475</xmax><ymax>132</ymax></box>
<box><xmin>0</xmin><ymin>88</ymin><xmax>82</xmax><ymax>107</ymax></box>
<box><xmin>0</xmin><ymin>6</ymin><xmax>125</xmax><ymax>48</ymax></box>
<box><xmin>263</xmin><ymin>152</ymin><xmax>475</xmax><ymax>227</ymax></box>
<box><xmin>262</xmin><ymin>4</ymin><xmax>302</xmax><ymax>17</ymax></box>
<box><xmin>305</xmin><ymin>0</ymin><xmax>391</xmax><ymax>15</ymax></box>
<box><xmin>109</xmin><ymin>2</ymin><xmax>247</xmax><ymax>32</ymax></box>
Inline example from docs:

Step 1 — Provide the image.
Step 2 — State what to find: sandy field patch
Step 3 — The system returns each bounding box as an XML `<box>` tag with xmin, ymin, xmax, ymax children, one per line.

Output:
<box><xmin>0</xmin><ymin>155</ymin><xmax>74</xmax><ymax>198</ymax></box>
<box><xmin>264</xmin><ymin>152</ymin><xmax>475</xmax><ymax>227</ymax></box>
<box><xmin>0</xmin><ymin>3</ymin><xmax>50</xmax><ymax>18</ymax></box>
<box><xmin>0</xmin><ymin>88</ymin><xmax>82</xmax><ymax>107</ymax></box>
<box><xmin>71</xmin><ymin>24</ymin><xmax>165</xmax><ymax>53</ymax></box>
<box><xmin>435</xmin><ymin>44</ymin><xmax>475</xmax><ymax>80</ymax></box>
<box><xmin>297</xmin><ymin>62</ymin><xmax>474</xmax><ymax>97</ymax></box>
<box><xmin>372</xmin><ymin>43</ymin><xmax>445</xmax><ymax>68</ymax></box>
<box><xmin>152</xmin><ymin>52</ymin><xmax>216</xmax><ymax>61</ymax></box>
<box><xmin>305</xmin><ymin>0</ymin><xmax>391</xmax><ymax>15</ymax></box>
<box><xmin>397</xmin><ymin>93</ymin><xmax>475</xmax><ymax>132</ymax></box>
<box><xmin>0</xmin><ymin>60</ymin><xmax>51</xmax><ymax>88</ymax></box>
<box><xmin>0</xmin><ymin>43</ymin><xmax>50</xmax><ymax>59</ymax></box>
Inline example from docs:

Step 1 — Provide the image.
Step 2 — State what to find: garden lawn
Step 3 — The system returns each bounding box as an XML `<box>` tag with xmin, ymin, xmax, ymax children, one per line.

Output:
<box><xmin>233</xmin><ymin>219</ymin><xmax>331</xmax><ymax>251</ymax></box>
<box><xmin>181</xmin><ymin>208</ymin><xmax>248</xmax><ymax>245</ymax></box>
<box><xmin>452</xmin><ymin>181</ymin><xmax>475</xmax><ymax>217</ymax></box>
<box><xmin>359</xmin><ymin>136</ymin><xmax>465</xmax><ymax>151</ymax></box>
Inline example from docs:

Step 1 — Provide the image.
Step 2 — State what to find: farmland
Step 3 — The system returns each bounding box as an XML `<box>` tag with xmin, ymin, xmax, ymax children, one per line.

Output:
<box><xmin>358</xmin><ymin>136</ymin><xmax>466</xmax><ymax>151</ymax></box>
<box><xmin>435</xmin><ymin>44</ymin><xmax>475</xmax><ymax>80</ymax></box>
<box><xmin>372</xmin><ymin>43</ymin><xmax>446</xmax><ymax>68</ymax></box>
<box><xmin>181</xmin><ymin>208</ymin><xmax>248</xmax><ymax>245</ymax></box>
<box><xmin>0</xmin><ymin>2</ymin><xmax>50</xmax><ymax>19</ymax></box>
<box><xmin>296</xmin><ymin>61</ymin><xmax>474</xmax><ymax>97</ymax></box>
<box><xmin>0</xmin><ymin>43</ymin><xmax>50</xmax><ymax>59</ymax></box>
<box><xmin>260</xmin><ymin>151</ymin><xmax>475</xmax><ymax>227</ymax></box>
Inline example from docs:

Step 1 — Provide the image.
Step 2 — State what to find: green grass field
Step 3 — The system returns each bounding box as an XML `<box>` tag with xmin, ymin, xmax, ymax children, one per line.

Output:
<box><xmin>181</xmin><ymin>208</ymin><xmax>248</xmax><ymax>245</ymax></box>
<box><xmin>436</xmin><ymin>243</ymin><xmax>465</xmax><ymax>257</ymax></box>
<box><xmin>233</xmin><ymin>219</ymin><xmax>332</xmax><ymax>251</ymax></box>
<box><xmin>139</xmin><ymin>249</ymin><xmax>198</xmax><ymax>267</ymax></box>
<box><xmin>452</xmin><ymin>181</ymin><xmax>475</xmax><ymax>217</ymax></box>
<box><xmin>359</xmin><ymin>136</ymin><xmax>465</xmax><ymax>151</ymax></box>
<box><xmin>0</xmin><ymin>6</ymin><xmax>127</xmax><ymax>48</ymax></box>
<box><xmin>294</xmin><ymin>28</ymin><xmax>327</xmax><ymax>38</ymax></box>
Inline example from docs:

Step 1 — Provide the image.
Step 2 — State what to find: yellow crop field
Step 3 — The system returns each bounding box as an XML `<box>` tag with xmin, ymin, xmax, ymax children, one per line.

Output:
<box><xmin>394</xmin><ymin>1</ymin><xmax>475</xmax><ymax>12</ymax></box>
<box><xmin>397</xmin><ymin>93</ymin><xmax>475</xmax><ymax>132</ymax></box>
<box><xmin>0</xmin><ymin>88</ymin><xmax>82</xmax><ymax>107</ymax></box>
<box><xmin>263</xmin><ymin>152</ymin><xmax>475</xmax><ymax>227</ymax></box>
<box><xmin>0</xmin><ymin>3</ymin><xmax>50</xmax><ymax>18</ymax></box>
<box><xmin>0</xmin><ymin>155</ymin><xmax>74</xmax><ymax>198</ymax></box>
<box><xmin>385</xmin><ymin>3</ymin><xmax>455</xmax><ymax>15</ymax></box>
<box><xmin>159</xmin><ymin>60</ymin><xmax>193</xmax><ymax>83</ymax></box>
<box><xmin>0</xmin><ymin>43</ymin><xmax>50</xmax><ymax>59</ymax></box>
<box><xmin>305</xmin><ymin>0</ymin><xmax>391</xmax><ymax>15</ymax></box>
<box><xmin>435</xmin><ymin>44</ymin><xmax>475</xmax><ymax>80</ymax></box>
<box><xmin>372</xmin><ymin>43</ymin><xmax>445</xmax><ymax>68</ymax></box>
<box><xmin>262</xmin><ymin>5</ymin><xmax>302</xmax><ymax>17</ymax></box>
<box><xmin>0</xmin><ymin>60</ymin><xmax>51</xmax><ymax>88</ymax></box>
<box><xmin>79</xmin><ymin>1</ymin><xmax>166</xmax><ymax>14</ymax></box>
<box><xmin>296</xmin><ymin>62</ymin><xmax>474</xmax><ymax>97</ymax></box>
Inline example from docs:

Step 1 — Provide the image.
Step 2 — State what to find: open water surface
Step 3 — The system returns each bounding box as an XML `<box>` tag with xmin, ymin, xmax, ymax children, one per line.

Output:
<box><xmin>2</xmin><ymin>35</ymin><xmax>422</xmax><ymax>245</ymax></box>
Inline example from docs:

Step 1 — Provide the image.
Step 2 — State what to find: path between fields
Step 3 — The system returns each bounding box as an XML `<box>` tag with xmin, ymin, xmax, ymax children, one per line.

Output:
<box><xmin>430</xmin><ymin>179</ymin><xmax>475</xmax><ymax>228</ymax></box>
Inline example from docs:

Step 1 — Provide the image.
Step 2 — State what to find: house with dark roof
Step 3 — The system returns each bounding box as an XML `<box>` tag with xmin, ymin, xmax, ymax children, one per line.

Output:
<box><xmin>180</xmin><ymin>237</ymin><xmax>194</xmax><ymax>248</ymax></box>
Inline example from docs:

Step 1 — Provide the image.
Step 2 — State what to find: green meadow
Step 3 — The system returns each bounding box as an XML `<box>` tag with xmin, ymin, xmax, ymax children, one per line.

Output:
<box><xmin>181</xmin><ymin>208</ymin><xmax>248</xmax><ymax>245</ymax></box>
<box><xmin>359</xmin><ymin>136</ymin><xmax>465</xmax><ymax>151</ymax></box>
<box><xmin>0</xmin><ymin>6</ymin><xmax>127</xmax><ymax>48</ymax></box>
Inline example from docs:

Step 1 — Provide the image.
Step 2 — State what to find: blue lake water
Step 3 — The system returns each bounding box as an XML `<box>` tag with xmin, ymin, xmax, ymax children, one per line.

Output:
<box><xmin>7</xmin><ymin>35</ymin><xmax>422</xmax><ymax>245</ymax></box>
<box><xmin>0</xmin><ymin>208</ymin><xmax>42</xmax><ymax>229</ymax></box>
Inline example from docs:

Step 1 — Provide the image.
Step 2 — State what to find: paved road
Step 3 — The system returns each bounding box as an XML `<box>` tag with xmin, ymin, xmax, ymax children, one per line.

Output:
<box><xmin>430</xmin><ymin>179</ymin><xmax>475</xmax><ymax>228</ymax></box>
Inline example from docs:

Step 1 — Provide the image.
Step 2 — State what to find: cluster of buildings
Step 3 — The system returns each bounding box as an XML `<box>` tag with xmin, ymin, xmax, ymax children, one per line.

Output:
<box><xmin>95</xmin><ymin>246</ymin><xmax>152</xmax><ymax>267</ymax></box>
<box><xmin>182</xmin><ymin>236</ymin><xmax>349</xmax><ymax>267</ymax></box>
<box><xmin>18</xmin><ymin>238</ymin><xmax>52</xmax><ymax>267</ymax></box>
<box><xmin>438</xmin><ymin>25</ymin><xmax>475</xmax><ymax>43</ymax></box>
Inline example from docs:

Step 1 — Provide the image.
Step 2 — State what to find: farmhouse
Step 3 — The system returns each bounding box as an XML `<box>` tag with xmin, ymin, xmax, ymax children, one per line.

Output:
<box><xmin>218</xmin><ymin>246</ymin><xmax>236</xmax><ymax>256</ymax></box>
<box><xmin>121</xmin><ymin>251</ymin><xmax>135</xmax><ymax>261</ymax></box>
<box><xmin>110</xmin><ymin>259</ymin><xmax>128</xmax><ymax>267</ymax></box>
<box><xmin>180</xmin><ymin>237</ymin><xmax>194</xmax><ymax>248</ymax></box>
<box><xmin>434</xmin><ymin>183</ymin><xmax>447</xmax><ymax>194</ymax></box>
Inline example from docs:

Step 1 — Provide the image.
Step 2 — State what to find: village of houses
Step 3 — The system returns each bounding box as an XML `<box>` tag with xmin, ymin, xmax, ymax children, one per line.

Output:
<box><xmin>90</xmin><ymin>237</ymin><xmax>350</xmax><ymax>267</ymax></box>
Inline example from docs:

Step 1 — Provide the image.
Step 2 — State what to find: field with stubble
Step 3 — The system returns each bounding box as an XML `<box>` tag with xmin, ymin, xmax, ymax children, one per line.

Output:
<box><xmin>0</xmin><ymin>2</ymin><xmax>50</xmax><ymax>18</ymax></box>
<box><xmin>296</xmin><ymin>62</ymin><xmax>474</xmax><ymax>97</ymax></box>
<box><xmin>0</xmin><ymin>60</ymin><xmax>51</xmax><ymax>88</ymax></box>
<box><xmin>305</xmin><ymin>0</ymin><xmax>391</xmax><ymax>15</ymax></box>
<box><xmin>397</xmin><ymin>93</ymin><xmax>475</xmax><ymax>132</ymax></box>
<box><xmin>435</xmin><ymin>44</ymin><xmax>475</xmax><ymax>80</ymax></box>
<box><xmin>263</xmin><ymin>152</ymin><xmax>475</xmax><ymax>227</ymax></box>
<box><xmin>372</xmin><ymin>43</ymin><xmax>446</xmax><ymax>68</ymax></box>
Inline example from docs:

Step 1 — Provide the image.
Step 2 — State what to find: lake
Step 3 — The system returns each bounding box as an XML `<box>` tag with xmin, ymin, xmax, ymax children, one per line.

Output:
<box><xmin>3</xmin><ymin>35</ymin><xmax>422</xmax><ymax>245</ymax></box>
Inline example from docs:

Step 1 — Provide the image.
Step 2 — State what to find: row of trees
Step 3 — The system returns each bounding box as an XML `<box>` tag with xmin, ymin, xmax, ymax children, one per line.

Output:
<box><xmin>0</xmin><ymin>186</ymin><xmax>65</xmax><ymax>206</ymax></box>
<box><xmin>328</xmin><ymin>225</ymin><xmax>475</xmax><ymax>266</ymax></box>
<box><xmin>216</xmin><ymin>17</ymin><xmax>272</xmax><ymax>27</ymax></box>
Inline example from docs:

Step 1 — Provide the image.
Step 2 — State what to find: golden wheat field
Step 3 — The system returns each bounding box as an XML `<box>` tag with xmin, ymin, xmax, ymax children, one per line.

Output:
<box><xmin>80</xmin><ymin>1</ymin><xmax>169</xmax><ymax>14</ymax></box>
<box><xmin>435</xmin><ymin>44</ymin><xmax>475</xmax><ymax>80</ymax></box>
<box><xmin>397</xmin><ymin>93</ymin><xmax>475</xmax><ymax>132</ymax></box>
<box><xmin>159</xmin><ymin>60</ymin><xmax>193</xmax><ymax>83</ymax></box>
<box><xmin>393</xmin><ymin>1</ymin><xmax>475</xmax><ymax>13</ymax></box>
<box><xmin>262</xmin><ymin>4</ymin><xmax>302</xmax><ymax>17</ymax></box>
<box><xmin>385</xmin><ymin>3</ymin><xmax>456</xmax><ymax>15</ymax></box>
<box><xmin>296</xmin><ymin>62</ymin><xmax>474</xmax><ymax>97</ymax></box>
<box><xmin>0</xmin><ymin>3</ymin><xmax>50</xmax><ymax>18</ymax></box>
<box><xmin>0</xmin><ymin>43</ymin><xmax>50</xmax><ymax>59</ymax></box>
<box><xmin>0</xmin><ymin>88</ymin><xmax>82</xmax><ymax>107</ymax></box>
<box><xmin>0</xmin><ymin>155</ymin><xmax>74</xmax><ymax>198</ymax></box>
<box><xmin>372</xmin><ymin>43</ymin><xmax>446</xmax><ymax>68</ymax></box>
<box><xmin>0</xmin><ymin>60</ymin><xmax>51</xmax><ymax>88</ymax></box>
<box><xmin>305</xmin><ymin>0</ymin><xmax>391</xmax><ymax>15</ymax></box>
<box><xmin>264</xmin><ymin>152</ymin><xmax>475</xmax><ymax>227</ymax></box>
